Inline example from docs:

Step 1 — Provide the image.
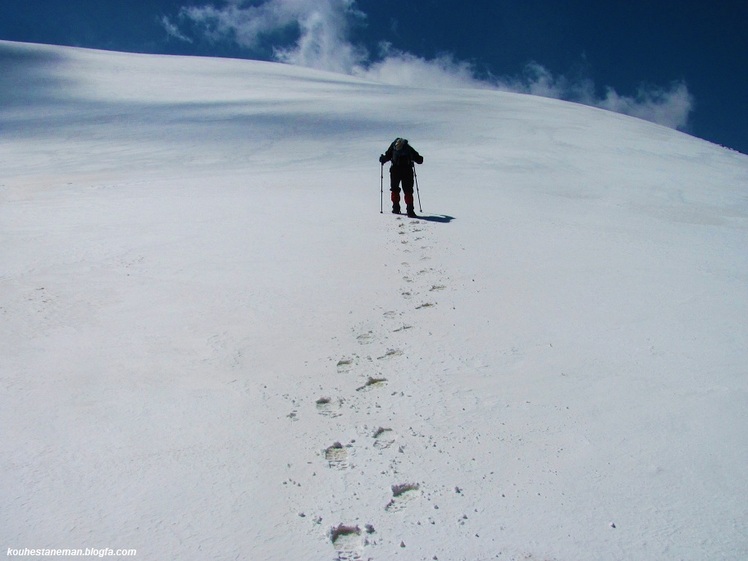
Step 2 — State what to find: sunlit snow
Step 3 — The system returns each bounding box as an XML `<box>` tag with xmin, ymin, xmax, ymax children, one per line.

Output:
<box><xmin>2</xmin><ymin>41</ymin><xmax>747</xmax><ymax>561</ymax></box>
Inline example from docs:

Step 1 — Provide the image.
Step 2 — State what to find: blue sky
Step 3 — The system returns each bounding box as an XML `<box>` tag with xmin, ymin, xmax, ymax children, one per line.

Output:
<box><xmin>2</xmin><ymin>0</ymin><xmax>746</xmax><ymax>154</ymax></box>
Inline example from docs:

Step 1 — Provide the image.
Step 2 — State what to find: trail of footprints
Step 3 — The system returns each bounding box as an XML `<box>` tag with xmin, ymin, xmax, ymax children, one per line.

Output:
<box><xmin>299</xmin><ymin>217</ymin><xmax>452</xmax><ymax>560</ymax></box>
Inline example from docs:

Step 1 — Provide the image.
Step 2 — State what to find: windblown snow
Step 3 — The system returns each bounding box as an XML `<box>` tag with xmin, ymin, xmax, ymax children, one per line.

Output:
<box><xmin>1</xmin><ymin>41</ymin><xmax>747</xmax><ymax>561</ymax></box>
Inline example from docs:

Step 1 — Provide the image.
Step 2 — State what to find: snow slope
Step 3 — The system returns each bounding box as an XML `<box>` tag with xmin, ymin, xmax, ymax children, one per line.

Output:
<box><xmin>2</xmin><ymin>40</ymin><xmax>748</xmax><ymax>561</ymax></box>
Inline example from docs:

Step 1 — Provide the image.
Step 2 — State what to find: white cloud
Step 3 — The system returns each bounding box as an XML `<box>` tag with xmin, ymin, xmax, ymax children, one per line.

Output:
<box><xmin>168</xmin><ymin>0</ymin><xmax>694</xmax><ymax>130</ymax></box>
<box><xmin>491</xmin><ymin>62</ymin><xmax>693</xmax><ymax>130</ymax></box>
<box><xmin>493</xmin><ymin>61</ymin><xmax>596</xmax><ymax>101</ymax></box>
<box><xmin>174</xmin><ymin>0</ymin><xmax>291</xmax><ymax>48</ymax></box>
<box><xmin>356</xmin><ymin>46</ymin><xmax>489</xmax><ymax>89</ymax></box>
<box><xmin>272</xmin><ymin>0</ymin><xmax>367</xmax><ymax>73</ymax></box>
<box><xmin>597</xmin><ymin>81</ymin><xmax>693</xmax><ymax>131</ymax></box>
<box><xmin>161</xmin><ymin>15</ymin><xmax>193</xmax><ymax>43</ymax></box>
<box><xmin>168</xmin><ymin>0</ymin><xmax>366</xmax><ymax>73</ymax></box>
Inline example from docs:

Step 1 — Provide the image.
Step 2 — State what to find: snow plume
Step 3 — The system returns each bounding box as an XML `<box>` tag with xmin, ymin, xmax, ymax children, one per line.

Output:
<box><xmin>496</xmin><ymin>61</ymin><xmax>597</xmax><ymax>100</ymax></box>
<box><xmin>167</xmin><ymin>0</ymin><xmax>693</xmax><ymax>130</ymax></box>
<box><xmin>273</xmin><ymin>0</ymin><xmax>367</xmax><ymax>72</ymax></box>
<box><xmin>170</xmin><ymin>0</ymin><xmax>367</xmax><ymax>74</ymax></box>
<box><xmin>161</xmin><ymin>16</ymin><xmax>193</xmax><ymax>44</ymax></box>
<box><xmin>495</xmin><ymin>62</ymin><xmax>694</xmax><ymax>131</ymax></box>
<box><xmin>358</xmin><ymin>45</ymin><xmax>489</xmax><ymax>90</ymax></box>
<box><xmin>597</xmin><ymin>81</ymin><xmax>694</xmax><ymax>131</ymax></box>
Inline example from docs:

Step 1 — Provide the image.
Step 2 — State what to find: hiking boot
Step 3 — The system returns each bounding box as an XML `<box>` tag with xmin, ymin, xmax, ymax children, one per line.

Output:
<box><xmin>406</xmin><ymin>206</ymin><xmax>418</xmax><ymax>218</ymax></box>
<box><xmin>392</xmin><ymin>204</ymin><xmax>401</xmax><ymax>214</ymax></box>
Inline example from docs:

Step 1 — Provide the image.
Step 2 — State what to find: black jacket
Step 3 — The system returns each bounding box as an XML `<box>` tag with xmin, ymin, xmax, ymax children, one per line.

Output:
<box><xmin>380</xmin><ymin>138</ymin><xmax>424</xmax><ymax>167</ymax></box>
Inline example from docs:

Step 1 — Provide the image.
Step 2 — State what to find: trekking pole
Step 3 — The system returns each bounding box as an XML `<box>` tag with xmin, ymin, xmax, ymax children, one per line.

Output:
<box><xmin>412</xmin><ymin>164</ymin><xmax>423</xmax><ymax>212</ymax></box>
<box><xmin>380</xmin><ymin>162</ymin><xmax>384</xmax><ymax>213</ymax></box>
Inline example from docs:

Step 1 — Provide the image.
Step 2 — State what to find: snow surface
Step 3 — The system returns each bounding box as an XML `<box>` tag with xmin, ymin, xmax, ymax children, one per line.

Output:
<box><xmin>2</xmin><ymin>40</ymin><xmax>748</xmax><ymax>561</ymax></box>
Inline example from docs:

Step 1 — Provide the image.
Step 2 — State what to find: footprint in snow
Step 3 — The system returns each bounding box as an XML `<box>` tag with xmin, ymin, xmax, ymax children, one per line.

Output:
<box><xmin>330</xmin><ymin>524</ymin><xmax>365</xmax><ymax>560</ymax></box>
<box><xmin>356</xmin><ymin>331</ymin><xmax>375</xmax><ymax>344</ymax></box>
<box><xmin>356</xmin><ymin>376</ymin><xmax>388</xmax><ymax>392</ymax></box>
<box><xmin>373</xmin><ymin>427</ymin><xmax>397</xmax><ymax>449</ymax></box>
<box><xmin>316</xmin><ymin>397</ymin><xmax>344</xmax><ymax>418</ymax></box>
<box><xmin>336</xmin><ymin>357</ymin><xmax>355</xmax><ymax>372</ymax></box>
<box><xmin>325</xmin><ymin>442</ymin><xmax>352</xmax><ymax>469</ymax></box>
<box><xmin>377</xmin><ymin>349</ymin><xmax>403</xmax><ymax>360</ymax></box>
<box><xmin>385</xmin><ymin>483</ymin><xmax>421</xmax><ymax>512</ymax></box>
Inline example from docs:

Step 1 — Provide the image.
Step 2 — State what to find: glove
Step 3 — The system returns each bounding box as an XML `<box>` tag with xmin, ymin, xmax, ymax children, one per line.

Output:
<box><xmin>379</xmin><ymin>154</ymin><xmax>386</xmax><ymax>164</ymax></box>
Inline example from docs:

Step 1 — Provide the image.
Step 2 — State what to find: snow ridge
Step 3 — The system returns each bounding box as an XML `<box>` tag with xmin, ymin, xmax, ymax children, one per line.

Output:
<box><xmin>2</xmin><ymin>41</ymin><xmax>748</xmax><ymax>561</ymax></box>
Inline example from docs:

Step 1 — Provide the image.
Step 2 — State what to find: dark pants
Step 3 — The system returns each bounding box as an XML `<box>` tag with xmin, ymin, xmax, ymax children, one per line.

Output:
<box><xmin>390</xmin><ymin>165</ymin><xmax>414</xmax><ymax>208</ymax></box>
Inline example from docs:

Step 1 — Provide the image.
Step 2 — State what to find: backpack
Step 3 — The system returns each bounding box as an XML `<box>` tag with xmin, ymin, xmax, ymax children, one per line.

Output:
<box><xmin>391</xmin><ymin>138</ymin><xmax>411</xmax><ymax>166</ymax></box>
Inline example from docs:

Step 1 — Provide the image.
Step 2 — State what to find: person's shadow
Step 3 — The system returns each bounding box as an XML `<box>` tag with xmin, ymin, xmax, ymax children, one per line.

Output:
<box><xmin>414</xmin><ymin>214</ymin><xmax>455</xmax><ymax>223</ymax></box>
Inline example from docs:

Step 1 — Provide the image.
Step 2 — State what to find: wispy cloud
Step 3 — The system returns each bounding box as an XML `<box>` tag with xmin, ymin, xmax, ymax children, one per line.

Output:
<box><xmin>166</xmin><ymin>0</ymin><xmax>367</xmax><ymax>73</ymax></box>
<box><xmin>491</xmin><ymin>62</ymin><xmax>693</xmax><ymax>130</ymax></box>
<box><xmin>272</xmin><ymin>0</ymin><xmax>367</xmax><ymax>73</ymax></box>
<box><xmin>358</xmin><ymin>44</ymin><xmax>489</xmax><ymax>89</ymax></box>
<box><xmin>161</xmin><ymin>15</ymin><xmax>193</xmax><ymax>43</ymax></box>
<box><xmin>597</xmin><ymin>82</ymin><xmax>693</xmax><ymax>131</ymax></box>
<box><xmin>164</xmin><ymin>0</ymin><xmax>693</xmax><ymax>130</ymax></box>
